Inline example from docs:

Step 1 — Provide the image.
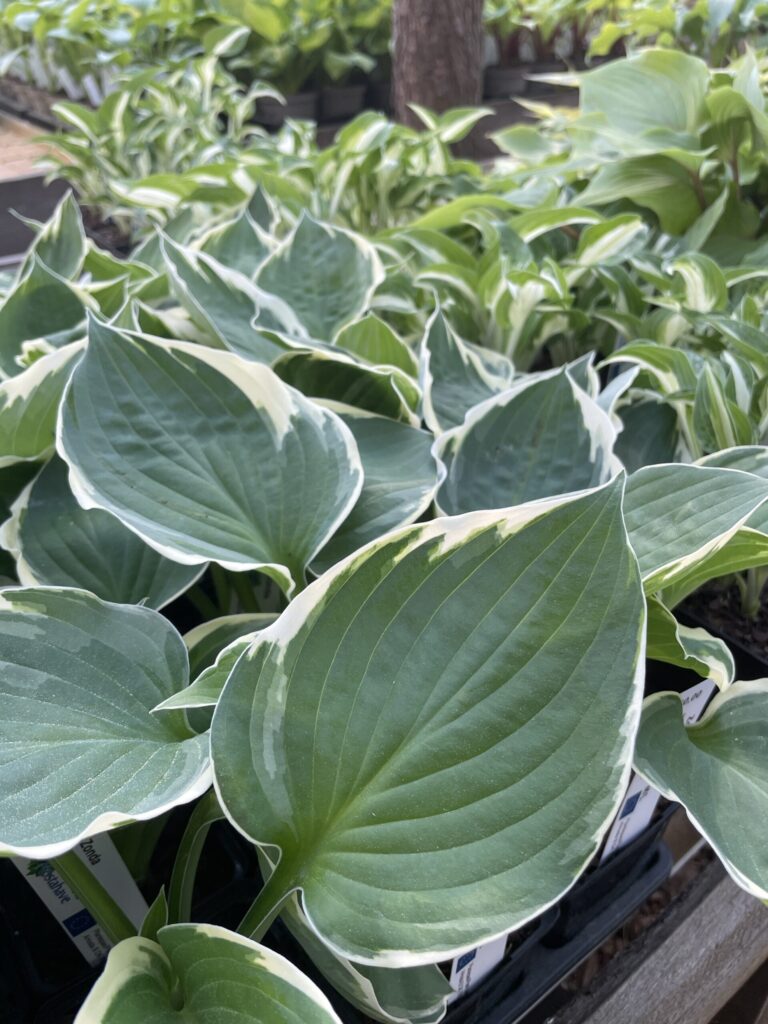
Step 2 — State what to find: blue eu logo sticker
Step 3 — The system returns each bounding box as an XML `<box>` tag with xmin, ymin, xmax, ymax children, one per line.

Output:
<box><xmin>456</xmin><ymin>950</ymin><xmax>477</xmax><ymax>971</ymax></box>
<box><xmin>620</xmin><ymin>793</ymin><xmax>641</xmax><ymax>819</ymax></box>
<box><xmin>63</xmin><ymin>908</ymin><xmax>97</xmax><ymax>937</ymax></box>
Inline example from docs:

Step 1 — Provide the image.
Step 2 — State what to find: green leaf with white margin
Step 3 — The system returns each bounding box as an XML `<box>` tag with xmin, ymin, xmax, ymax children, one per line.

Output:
<box><xmin>646</xmin><ymin>596</ymin><xmax>735</xmax><ymax>688</ymax></box>
<box><xmin>699</xmin><ymin>446</ymin><xmax>768</xmax><ymax>534</ymax></box>
<box><xmin>419</xmin><ymin>310</ymin><xmax>513</xmax><ymax>433</ymax></box>
<box><xmin>634</xmin><ymin>681</ymin><xmax>768</xmax><ymax>899</ymax></box>
<box><xmin>434</xmin><ymin>368</ymin><xmax>621</xmax><ymax>516</ymax></box>
<box><xmin>74</xmin><ymin>924</ymin><xmax>342</xmax><ymax>1024</ymax></box>
<box><xmin>212</xmin><ymin>479</ymin><xmax>646</xmax><ymax>965</ymax></box>
<box><xmin>0</xmin><ymin>342</ymin><xmax>83</xmax><ymax>467</ymax></box>
<box><xmin>312</xmin><ymin>406</ymin><xmax>439</xmax><ymax>575</ymax></box>
<box><xmin>335</xmin><ymin>315</ymin><xmax>418</xmax><ymax>376</ymax></box>
<box><xmin>661</xmin><ymin>527</ymin><xmax>768</xmax><ymax>609</ymax></box>
<box><xmin>156</xmin><ymin>634</ymin><xmax>254</xmax><ymax>712</ymax></box>
<box><xmin>0</xmin><ymin>256</ymin><xmax>86</xmax><ymax>378</ymax></box>
<box><xmin>574</xmin><ymin>215</ymin><xmax>649</xmax><ymax>267</ymax></box>
<box><xmin>507</xmin><ymin>207</ymin><xmax>602</xmax><ymax>244</ymax></box>
<box><xmin>273</xmin><ymin>348</ymin><xmax>421</xmax><ymax>426</ymax></box>
<box><xmin>0</xmin><ymin>588</ymin><xmax>210</xmax><ymax>859</ymax></box>
<box><xmin>277</xmin><ymin>884</ymin><xmax>452</xmax><ymax>1024</ymax></box>
<box><xmin>58</xmin><ymin>318</ymin><xmax>363</xmax><ymax>593</ymax></box>
<box><xmin>671</xmin><ymin>254</ymin><xmax>728</xmax><ymax>313</ymax></box>
<box><xmin>623</xmin><ymin>464</ymin><xmax>768</xmax><ymax>592</ymax></box>
<box><xmin>161</xmin><ymin>237</ymin><xmax>302</xmax><ymax>363</ymax></box>
<box><xmin>196</xmin><ymin>206</ymin><xmax>274</xmax><ymax>276</ymax></box>
<box><xmin>603</xmin><ymin>342</ymin><xmax>698</xmax><ymax>397</ymax></box>
<box><xmin>693</xmin><ymin>364</ymin><xmax>755</xmax><ymax>452</ymax></box>
<box><xmin>184</xmin><ymin>614</ymin><xmax>279</xmax><ymax>680</ymax></box>
<box><xmin>0</xmin><ymin>458</ymin><xmax>204</xmax><ymax>608</ymax></box>
<box><xmin>256</xmin><ymin>213</ymin><xmax>384</xmax><ymax>341</ymax></box>
<box><xmin>580</xmin><ymin>157</ymin><xmax>703</xmax><ymax>235</ymax></box>
<box><xmin>21</xmin><ymin>192</ymin><xmax>87</xmax><ymax>281</ymax></box>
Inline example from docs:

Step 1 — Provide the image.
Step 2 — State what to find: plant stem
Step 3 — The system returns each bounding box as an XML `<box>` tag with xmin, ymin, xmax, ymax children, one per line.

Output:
<box><xmin>167</xmin><ymin>792</ymin><xmax>223</xmax><ymax>924</ymax></box>
<box><xmin>53</xmin><ymin>851</ymin><xmax>136</xmax><ymax>945</ymax></box>
<box><xmin>210</xmin><ymin>564</ymin><xmax>232</xmax><ymax>615</ymax></box>
<box><xmin>231</xmin><ymin>571</ymin><xmax>260</xmax><ymax>614</ymax></box>
<box><xmin>187</xmin><ymin>585</ymin><xmax>220</xmax><ymax>620</ymax></box>
<box><xmin>237</xmin><ymin>858</ymin><xmax>296</xmax><ymax>942</ymax></box>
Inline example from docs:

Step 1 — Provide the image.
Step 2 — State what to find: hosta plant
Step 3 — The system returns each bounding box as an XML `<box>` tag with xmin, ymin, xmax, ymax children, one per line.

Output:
<box><xmin>0</xmin><ymin>191</ymin><xmax>766</xmax><ymax>1023</ymax></box>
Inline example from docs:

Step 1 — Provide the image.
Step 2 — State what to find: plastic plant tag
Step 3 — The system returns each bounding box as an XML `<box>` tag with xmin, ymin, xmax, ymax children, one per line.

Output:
<box><xmin>12</xmin><ymin>835</ymin><xmax>148</xmax><ymax>967</ymax></box>
<box><xmin>600</xmin><ymin>678</ymin><xmax>718</xmax><ymax>862</ymax></box>
<box><xmin>448</xmin><ymin>934</ymin><xmax>508</xmax><ymax>1003</ymax></box>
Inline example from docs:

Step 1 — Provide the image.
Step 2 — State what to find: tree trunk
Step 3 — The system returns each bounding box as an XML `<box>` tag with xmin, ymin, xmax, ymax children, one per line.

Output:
<box><xmin>392</xmin><ymin>0</ymin><xmax>484</xmax><ymax>128</ymax></box>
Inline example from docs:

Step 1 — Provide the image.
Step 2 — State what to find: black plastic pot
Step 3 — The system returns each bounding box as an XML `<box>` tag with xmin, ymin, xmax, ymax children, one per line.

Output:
<box><xmin>483</xmin><ymin>66</ymin><xmax>528</xmax><ymax>100</ymax></box>
<box><xmin>0</xmin><ymin>173</ymin><xmax>70</xmax><ymax>261</ymax></box>
<box><xmin>255</xmin><ymin>91</ymin><xmax>319</xmax><ymax>128</ymax></box>
<box><xmin>320</xmin><ymin>84</ymin><xmax>367</xmax><ymax>123</ymax></box>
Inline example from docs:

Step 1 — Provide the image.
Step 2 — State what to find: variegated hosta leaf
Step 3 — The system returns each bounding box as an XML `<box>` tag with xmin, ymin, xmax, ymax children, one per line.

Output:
<box><xmin>646</xmin><ymin>596</ymin><xmax>735</xmax><ymax>688</ymax></box>
<box><xmin>660</xmin><ymin>527</ymin><xmax>768</xmax><ymax>610</ymax></box>
<box><xmin>434</xmin><ymin>368</ymin><xmax>620</xmax><ymax>516</ymax></box>
<box><xmin>22</xmin><ymin>191</ymin><xmax>87</xmax><ymax>280</ymax></box>
<box><xmin>75</xmin><ymin>924</ymin><xmax>342</xmax><ymax>1024</ymax></box>
<box><xmin>635</xmin><ymin>682</ymin><xmax>768</xmax><ymax>899</ymax></box>
<box><xmin>0</xmin><ymin>342</ymin><xmax>82</xmax><ymax>467</ymax></box>
<box><xmin>0</xmin><ymin>588</ymin><xmax>210</xmax><ymax>859</ymax></box>
<box><xmin>0</xmin><ymin>458</ymin><xmax>203</xmax><ymax>608</ymax></box>
<box><xmin>212</xmin><ymin>480</ymin><xmax>645</xmax><ymax>965</ymax></box>
<box><xmin>256</xmin><ymin>213</ymin><xmax>384</xmax><ymax>341</ymax></box>
<box><xmin>623</xmin><ymin>464</ymin><xmax>768</xmax><ymax>592</ymax></box>
<box><xmin>0</xmin><ymin>256</ymin><xmax>86</xmax><ymax>378</ymax></box>
<box><xmin>312</xmin><ymin>407</ymin><xmax>439</xmax><ymax>575</ymax></box>
<box><xmin>58</xmin><ymin>319</ymin><xmax>363</xmax><ymax>593</ymax></box>
<box><xmin>184</xmin><ymin>614</ymin><xmax>279</xmax><ymax>679</ymax></box>
<box><xmin>196</xmin><ymin>206</ymin><xmax>273</xmax><ymax>276</ymax></box>
<box><xmin>699</xmin><ymin>447</ymin><xmax>768</xmax><ymax>533</ymax></box>
<box><xmin>573</xmin><ymin>214</ymin><xmax>649</xmax><ymax>267</ymax></box>
<box><xmin>157</xmin><ymin>633</ymin><xmax>254</xmax><ymax>712</ymax></box>
<box><xmin>419</xmin><ymin>310</ymin><xmax>514</xmax><ymax>433</ymax></box>
<box><xmin>277</xmin><ymin>887</ymin><xmax>452</xmax><ymax>1024</ymax></box>
<box><xmin>273</xmin><ymin>348</ymin><xmax>421</xmax><ymax>426</ymax></box>
<box><xmin>693</xmin><ymin>364</ymin><xmax>754</xmax><ymax>452</ymax></box>
<box><xmin>335</xmin><ymin>315</ymin><xmax>418</xmax><ymax>377</ymax></box>
<box><xmin>603</xmin><ymin>341</ymin><xmax>698</xmax><ymax>397</ymax></box>
<box><xmin>161</xmin><ymin>237</ymin><xmax>302</xmax><ymax>362</ymax></box>
<box><xmin>614</xmin><ymin>400</ymin><xmax>682</xmax><ymax>472</ymax></box>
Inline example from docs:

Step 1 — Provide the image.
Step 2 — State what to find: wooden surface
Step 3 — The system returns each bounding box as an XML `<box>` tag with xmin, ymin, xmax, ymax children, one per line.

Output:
<box><xmin>548</xmin><ymin>861</ymin><xmax>768</xmax><ymax>1024</ymax></box>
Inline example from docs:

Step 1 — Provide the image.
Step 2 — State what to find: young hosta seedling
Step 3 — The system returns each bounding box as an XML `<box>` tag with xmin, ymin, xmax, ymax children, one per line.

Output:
<box><xmin>434</xmin><ymin>367</ymin><xmax>621</xmax><ymax>515</ymax></box>
<box><xmin>58</xmin><ymin>317</ymin><xmax>363</xmax><ymax>593</ymax></box>
<box><xmin>635</xmin><ymin>681</ymin><xmax>768</xmax><ymax>899</ymax></box>
<box><xmin>212</xmin><ymin>479</ymin><xmax>646</xmax><ymax>965</ymax></box>
<box><xmin>0</xmin><ymin>588</ymin><xmax>210</xmax><ymax>859</ymax></box>
<box><xmin>75</xmin><ymin>924</ymin><xmax>342</xmax><ymax>1023</ymax></box>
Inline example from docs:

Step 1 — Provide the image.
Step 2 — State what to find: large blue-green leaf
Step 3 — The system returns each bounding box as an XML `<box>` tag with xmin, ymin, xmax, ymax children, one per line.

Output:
<box><xmin>58</xmin><ymin>318</ymin><xmax>363</xmax><ymax>593</ymax></box>
<box><xmin>0</xmin><ymin>588</ymin><xmax>210</xmax><ymax>859</ymax></box>
<box><xmin>212</xmin><ymin>480</ymin><xmax>645</xmax><ymax>965</ymax></box>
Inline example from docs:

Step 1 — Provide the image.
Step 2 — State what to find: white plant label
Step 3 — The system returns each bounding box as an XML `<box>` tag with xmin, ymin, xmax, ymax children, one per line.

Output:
<box><xmin>447</xmin><ymin>934</ymin><xmax>508</xmax><ymax>1003</ymax></box>
<box><xmin>12</xmin><ymin>835</ymin><xmax>148</xmax><ymax>966</ymax></box>
<box><xmin>601</xmin><ymin>678</ymin><xmax>718</xmax><ymax>861</ymax></box>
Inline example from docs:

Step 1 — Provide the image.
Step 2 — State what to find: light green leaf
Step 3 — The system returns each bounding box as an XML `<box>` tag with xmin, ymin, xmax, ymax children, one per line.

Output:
<box><xmin>508</xmin><ymin>207</ymin><xmax>602</xmax><ymax>243</ymax></box>
<box><xmin>273</xmin><ymin>348</ymin><xmax>421</xmax><ymax>426</ymax></box>
<box><xmin>212</xmin><ymin>480</ymin><xmax>645</xmax><ymax>965</ymax></box>
<box><xmin>256</xmin><ymin>214</ymin><xmax>384</xmax><ymax>341</ymax></box>
<box><xmin>671</xmin><ymin>254</ymin><xmax>728</xmax><ymax>313</ymax></box>
<box><xmin>75</xmin><ymin>924</ymin><xmax>342</xmax><ymax>1023</ymax></box>
<box><xmin>0</xmin><ymin>588</ymin><xmax>210</xmax><ymax>859</ymax></box>
<box><xmin>156</xmin><ymin>634</ymin><xmax>254</xmax><ymax>712</ymax></box>
<box><xmin>312</xmin><ymin>407</ymin><xmax>439</xmax><ymax>575</ymax></box>
<box><xmin>419</xmin><ymin>310</ymin><xmax>513</xmax><ymax>433</ymax></box>
<box><xmin>58</xmin><ymin>319</ymin><xmax>363</xmax><ymax>592</ymax></box>
<box><xmin>661</xmin><ymin>527</ymin><xmax>768</xmax><ymax>609</ymax></box>
<box><xmin>0</xmin><ymin>342</ymin><xmax>83</xmax><ymax>467</ymax></box>
<box><xmin>623</xmin><ymin>464</ymin><xmax>768</xmax><ymax>591</ymax></box>
<box><xmin>580</xmin><ymin>156</ymin><xmax>703</xmax><ymax>235</ymax></box>
<box><xmin>434</xmin><ymin>369</ymin><xmax>620</xmax><ymax>516</ymax></box>
<box><xmin>335</xmin><ymin>315</ymin><xmax>418</xmax><ymax>376</ymax></box>
<box><xmin>635</xmin><ymin>681</ymin><xmax>768</xmax><ymax>899</ymax></box>
<box><xmin>409</xmin><ymin>196</ymin><xmax>519</xmax><ymax>233</ymax></box>
<box><xmin>693</xmin><ymin>364</ymin><xmax>755</xmax><ymax>452</ymax></box>
<box><xmin>0</xmin><ymin>458</ymin><xmax>203</xmax><ymax>608</ymax></box>
<box><xmin>646</xmin><ymin>596</ymin><xmax>735</xmax><ymax>688</ymax></box>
